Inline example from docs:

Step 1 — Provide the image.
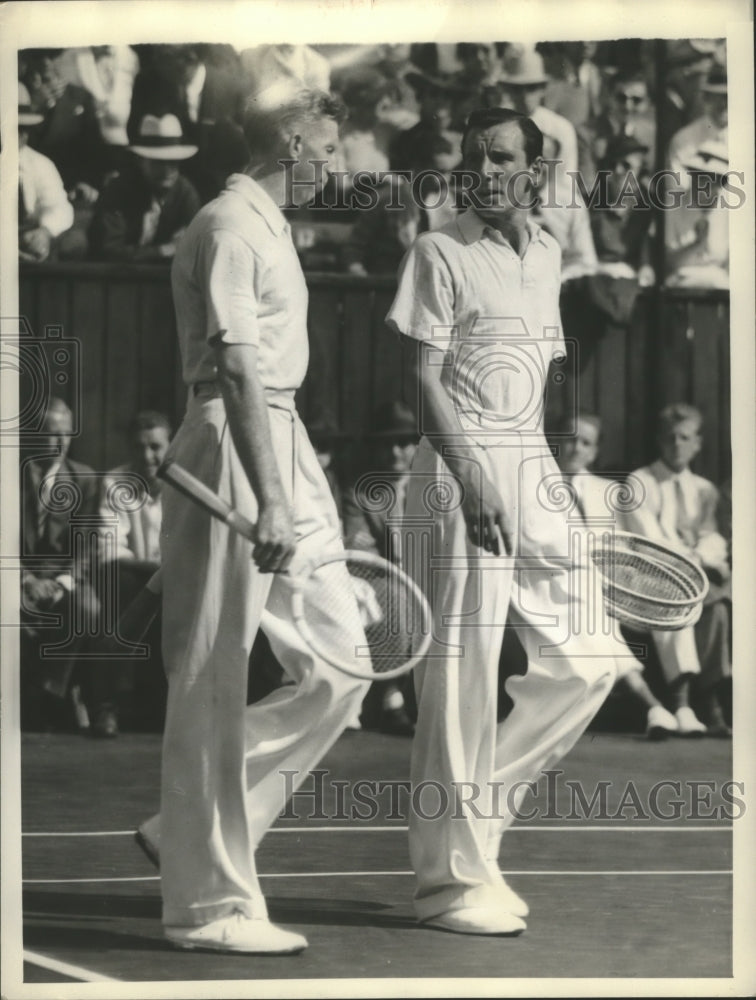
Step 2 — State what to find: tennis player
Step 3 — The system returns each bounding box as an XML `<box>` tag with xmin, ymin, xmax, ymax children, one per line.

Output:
<box><xmin>386</xmin><ymin>108</ymin><xmax>628</xmax><ymax>936</ymax></box>
<box><xmin>151</xmin><ymin>89</ymin><xmax>369</xmax><ymax>954</ymax></box>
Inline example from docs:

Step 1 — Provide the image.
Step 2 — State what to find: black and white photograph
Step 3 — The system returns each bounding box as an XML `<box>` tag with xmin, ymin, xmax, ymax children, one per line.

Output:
<box><xmin>1</xmin><ymin>0</ymin><xmax>754</xmax><ymax>996</ymax></box>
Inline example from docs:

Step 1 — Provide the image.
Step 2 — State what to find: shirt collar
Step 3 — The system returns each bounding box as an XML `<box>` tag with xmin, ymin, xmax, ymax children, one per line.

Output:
<box><xmin>457</xmin><ymin>208</ymin><xmax>549</xmax><ymax>250</ymax></box>
<box><xmin>224</xmin><ymin>173</ymin><xmax>289</xmax><ymax>237</ymax></box>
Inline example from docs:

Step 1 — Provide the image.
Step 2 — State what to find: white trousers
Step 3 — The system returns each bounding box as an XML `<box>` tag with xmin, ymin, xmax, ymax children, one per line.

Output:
<box><xmin>158</xmin><ymin>394</ymin><xmax>368</xmax><ymax>927</ymax></box>
<box><xmin>404</xmin><ymin>436</ymin><xmax>621</xmax><ymax>921</ymax></box>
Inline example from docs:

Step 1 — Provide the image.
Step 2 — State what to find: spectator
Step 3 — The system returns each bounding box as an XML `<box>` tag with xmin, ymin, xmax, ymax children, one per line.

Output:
<box><xmin>662</xmin><ymin>41</ymin><xmax>717</xmax><ymax>138</ymax></box>
<box><xmin>54</xmin><ymin>45</ymin><xmax>140</xmax><ymax>161</ymax></box>
<box><xmin>20</xmin><ymin>399</ymin><xmax>100</xmax><ymax>732</ymax></box>
<box><xmin>92</xmin><ymin>411</ymin><xmax>172</xmax><ymax>737</ymax></box>
<box><xmin>240</xmin><ymin>43</ymin><xmax>331</xmax><ymax>98</ymax></box>
<box><xmin>622</xmin><ymin>404</ymin><xmax>732</xmax><ymax>737</ymax></box>
<box><xmin>452</xmin><ymin>42</ymin><xmax>501</xmax><ymax>126</ymax></box>
<box><xmin>665</xmin><ymin>140</ymin><xmax>729</xmax><ymax>289</ymax></box>
<box><xmin>18</xmin><ymin>82</ymin><xmax>74</xmax><ymax>262</ymax></box>
<box><xmin>482</xmin><ymin>45</ymin><xmax>578</xmax><ymax>195</ymax></box>
<box><xmin>533</xmin><ymin>134</ymin><xmax>597</xmax><ymax>283</ymax></box>
<box><xmin>344</xmin><ymin>176</ymin><xmax>420</xmax><ymax>275</ymax></box>
<box><xmin>539</xmin><ymin>41</ymin><xmax>599</xmax><ymax>129</ymax></box>
<box><xmin>88</xmin><ymin>114</ymin><xmax>200</xmax><ymax>262</ymax></box>
<box><xmin>389</xmin><ymin>71</ymin><xmax>465</xmax><ymax>174</ymax></box>
<box><xmin>343</xmin><ymin>401</ymin><xmax>420</xmax><ymax>735</ymax></box>
<box><xmin>668</xmin><ymin>64</ymin><xmax>728</xmax><ymax>182</ymax></box>
<box><xmin>583</xmin><ymin>70</ymin><xmax>656</xmax><ymax>178</ymax></box>
<box><xmin>336</xmin><ymin>68</ymin><xmax>397</xmax><ymax>175</ymax></box>
<box><xmin>127</xmin><ymin>44</ymin><xmax>248</xmax><ymax>203</ymax></box>
<box><xmin>554</xmin><ymin>413</ymin><xmax>680</xmax><ymax>738</ymax></box>
<box><xmin>590</xmin><ymin>134</ymin><xmax>655</xmax><ymax>283</ymax></box>
<box><xmin>21</xmin><ymin>49</ymin><xmax>109</xmax><ymax>201</ymax></box>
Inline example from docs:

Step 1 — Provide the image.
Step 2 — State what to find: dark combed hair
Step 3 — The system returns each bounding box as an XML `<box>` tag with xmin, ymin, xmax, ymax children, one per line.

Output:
<box><xmin>242</xmin><ymin>89</ymin><xmax>347</xmax><ymax>162</ymax></box>
<box><xmin>128</xmin><ymin>410</ymin><xmax>172</xmax><ymax>437</ymax></box>
<box><xmin>462</xmin><ymin>107</ymin><xmax>544</xmax><ymax>163</ymax></box>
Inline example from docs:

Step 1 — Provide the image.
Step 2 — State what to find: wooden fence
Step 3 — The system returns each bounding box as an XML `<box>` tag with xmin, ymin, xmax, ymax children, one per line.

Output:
<box><xmin>18</xmin><ymin>263</ymin><xmax>731</xmax><ymax>485</ymax></box>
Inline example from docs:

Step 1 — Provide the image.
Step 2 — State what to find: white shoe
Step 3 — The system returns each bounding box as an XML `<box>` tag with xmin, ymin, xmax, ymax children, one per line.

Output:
<box><xmin>494</xmin><ymin>880</ymin><xmax>529</xmax><ymax>918</ymax></box>
<box><xmin>166</xmin><ymin>911</ymin><xmax>308</xmax><ymax>954</ymax></box>
<box><xmin>423</xmin><ymin>905</ymin><xmax>526</xmax><ymax>937</ymax></box>
<box><xmin>646</xmin><ymin>705</ymin><xmax>679</xmax><ymax>740</ymax></box>
<box><xmin>675</xmin><ymin>706</ymin><xmax>707</xmax><ymax>737</ymax></box>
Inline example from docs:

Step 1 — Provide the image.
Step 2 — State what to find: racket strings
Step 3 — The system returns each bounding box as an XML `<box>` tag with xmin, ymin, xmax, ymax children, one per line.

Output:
<box><xmin>297</xmin><ymin>554</ymin><xmax>430</xmax><ymax>677</ymax></box>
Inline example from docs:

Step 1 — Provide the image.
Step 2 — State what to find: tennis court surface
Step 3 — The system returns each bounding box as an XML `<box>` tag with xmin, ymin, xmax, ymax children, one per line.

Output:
<box><xmin>15</xmin><ymin>727</ymin><xmax>735</xmax><ymax>986</ymax></box>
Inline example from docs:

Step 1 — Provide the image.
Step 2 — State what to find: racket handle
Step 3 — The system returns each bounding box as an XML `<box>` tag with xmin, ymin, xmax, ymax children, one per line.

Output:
<box><xmin>158</xmin><ymin>459</ymin><xmax>257</xmax><ymax>542</ymax></box>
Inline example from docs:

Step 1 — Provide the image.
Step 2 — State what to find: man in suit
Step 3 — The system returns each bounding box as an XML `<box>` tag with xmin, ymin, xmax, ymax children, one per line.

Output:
<box><xmin>91</xmin><ymin>411</ymin><xmax>172</xmax><ymax>737</ymax></box>
<box><xmin>20</xmin><ymin>398</ymin><xmax>100</xmax><ymax>731</ymax></box>
<box><xmin>127</xmin><ymin>44</ymin><xmax>249</xmax><ymax>203</ymax></box>
<box><xmin>88</xmin><ymin>114</ymin><xmax>201</xmax><ymax>262</ymax></box>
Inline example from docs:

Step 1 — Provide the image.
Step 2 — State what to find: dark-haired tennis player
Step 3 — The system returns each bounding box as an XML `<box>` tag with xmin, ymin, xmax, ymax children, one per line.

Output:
<box><xmin>150</xmin><ymin>89</ymin><xmax>368</xmax><ymax>955</ymax></box>
<box><xmin>387</xmin><ymin>108</ymin><xmax>628</xmax><ymax>936</ymax></box>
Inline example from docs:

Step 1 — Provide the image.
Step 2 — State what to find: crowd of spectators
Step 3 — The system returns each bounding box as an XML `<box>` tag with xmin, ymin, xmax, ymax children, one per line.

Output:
<box><xmin>17</xmin><ymin>38</ymin><xmax>730</xmax><ymax>288</ymax></box>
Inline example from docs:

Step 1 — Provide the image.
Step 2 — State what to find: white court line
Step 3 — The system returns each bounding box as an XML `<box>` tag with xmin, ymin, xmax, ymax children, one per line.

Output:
<box><xmin>23</xmin><ymin>869</ymin><xmax>732</xmax><ymax>885</ymax></box>
<box><xmin>21</xmin><ymin>824</ymin><xmax>733</xmax><ymax>837</ymax></box>
<box><xmin>23</xmin><ymin>948</ymin><xmax>120</xmax><ymax>983</ymax></box>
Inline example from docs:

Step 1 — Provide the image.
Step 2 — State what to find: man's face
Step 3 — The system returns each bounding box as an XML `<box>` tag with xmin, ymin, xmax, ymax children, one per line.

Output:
<box><xmin>704</xmin><ymin>92</ymin><xmax>728</xmax><ymax>129</ymax></box>
<box><xmin>463</xmin><ymin>121</ymin><xmax>538</xmax><ymax>215</ymax></box>
<box><xmin>41</xmin><ymin>408</ymin><xmax>72</xmax><ymax>464</ymax></box>
<box><xmin>558</xmin><ymin>418</ymin><xmax>600</xmax><ymax>475</ymax></box>
<box><xmin>607</xmin><ymin>150</ymin><xmax>645</xmax><ymax>200</ymax></box>
<box><xmin>658</xmin><ymin>419</ymin><xmax>702</xmax><ymax>473</ymax></box>
<box><xmin>376</xmin><ymin>438</ymin><xmax>417</xmax><ymax>475</ymax></box>
<box><xmin>505</xmin><ymin>83</ymin><xmax>546</xmax><ymax>116</ymax></box>
<box><xmin>612</xmin><ymin>80</ymin><xmax>648</xmax><ymax>124</ymax></box>
<box><xmin>132</xmin><ymin>426</ymin><xmax>171</xmax><ymax>482</ymax></box>
<box><xmin>139</xmin><ymin>158</ymin><xmax>180</xmax><ymax>197</ymax></box>
<box><xmin>288</xmin><ymin>117</ymin><xmax>340</xmax><ymax>205</ymax></box>
<box><xmin>462</xmin><ymin>44</ymin><xmax>495</xmax><ymax>81</ymax></box>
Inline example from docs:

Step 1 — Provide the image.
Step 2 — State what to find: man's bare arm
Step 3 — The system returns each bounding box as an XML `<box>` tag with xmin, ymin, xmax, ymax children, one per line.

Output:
<box><xmin>213</xmin><ymin>340</ymin><xmax>295</xmax><ymax>573</ymax></box>
<box><xmin>400</xmin><ymin>334</ymin><xmax>512</xmax><ymax>555</ymax></box>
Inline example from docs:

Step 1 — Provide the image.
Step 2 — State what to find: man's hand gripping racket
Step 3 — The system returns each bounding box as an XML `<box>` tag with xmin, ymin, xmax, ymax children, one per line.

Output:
<box><xmin>157</xmin><ymin>458</ymin><xmax>432</xmax><ymax>680</ymax></box>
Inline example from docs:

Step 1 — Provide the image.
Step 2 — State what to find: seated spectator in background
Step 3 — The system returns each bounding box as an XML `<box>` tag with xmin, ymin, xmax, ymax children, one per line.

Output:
<box><xmin>343</xmin><ymin>401</ymin><xmax>420</xmax><ymax>735</ymax></box>
<box><xmin>533</xmin><ymin>133</ymin><xmax>597</xmax><ymax>283</ymax></box>
<box><xmin>389</xmin><ymin>70</ymin><xmax>465</xmax><ymax>174</ymax></box>
<box><xmin>554</xmin><ymin>413</ymin><xmax>680</xmax><ymax>738</ymax></box>
<box><xmin>668</xmin><ymin>64</ymin><xmax>728</xmax><ymax>181</ymax></box>
<box><xmin>590</xmin><ymin>134</ymin><xmax>655</xmax><ymax>286</ymax></box>
<box><xmin>20</xmin><ymin>398</ymin><xmax>100</xmax><ymax>733</ymax></box>
<box><xmin>88</xmin><ymin>114</ymin><xmax>200</xmax><ymax>262</ymax></box>
<box><xmin>93</xmin><ymin>411</ymin><xmax>172</xmax><ymax>737</ymax></box>
<box><xmin>240</xmin><ymin>43</ymin><xmax>331</xmax><ymax>98</ymax></box>
<box><xmin>622</xmin><ymin>404</ymin><xmax>732</xmax><ymax>737</ymax></box>
<box><xmin>583</xmin><ymin>70</ymin><xmax>656</xmax><ymax>181</ymax></box>
<box><xmin>21</xmin><ymin>50</ymin><xmax>109</xmax><ymax>204</ymax></box>
<box><xmin>128</xmin><ymin>44</ymin><xmax>248</xmax><ymax>203</ymax></box>
<box><xmin>54</xmin><ymin>45</ymin><xmax>140</xmax><ymax>165</ymax></box>
<box><xmin>344</xmin><ymin>176</ymin><xmax>421</xmax><ymax>275</ymax></box>
<box><xmin>492</xmin><ymin>46</ymin><xmax>578</xmax><ymax>181</ymax></box>
<box><xmin>18</xmin><ymin>83</ymin><xmax>74</xmax><ymax>262</ymax></box>
<box><xmin>665</xmin><ymin>140</ymin><xmax>729</xmax><ymax>289</ymax></box>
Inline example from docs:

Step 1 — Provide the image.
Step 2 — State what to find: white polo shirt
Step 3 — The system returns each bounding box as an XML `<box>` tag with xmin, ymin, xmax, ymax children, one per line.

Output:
<box><xmin>171</xmin><ymin>173</ymin><xmax>309</xmax><ymax>393</ymax></box>
<box><xmin>386</xmin><ymin>209</ymin><xmax>564</xmax><ymax>434</ymax></box>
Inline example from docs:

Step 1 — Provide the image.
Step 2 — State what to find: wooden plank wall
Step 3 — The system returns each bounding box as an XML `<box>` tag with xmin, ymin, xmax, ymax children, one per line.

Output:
<box><xmin>18</xmin><ymin>264</ymin><xmax>731</xmax><ymax>486</ymax></box>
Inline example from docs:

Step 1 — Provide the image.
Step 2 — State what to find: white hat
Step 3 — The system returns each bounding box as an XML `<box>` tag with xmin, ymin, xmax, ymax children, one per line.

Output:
<box><xmin>129</xmin><ymin>114</ymin><xmax>198</xmax><ymax>160</ymax></box>
<box><xmin>499</xmin><ymin>46</ymin><xmax>549</xmax><ymax>87</ymax></box>
<box><xmin>18</xmin><ymin>82</ymin><xmax>43</xmax><ymax>126</ymax></box>
<box><xmin>683</xmin><ymin>139</ymin><xmax>729</xmax><ymax>174</ymax></box>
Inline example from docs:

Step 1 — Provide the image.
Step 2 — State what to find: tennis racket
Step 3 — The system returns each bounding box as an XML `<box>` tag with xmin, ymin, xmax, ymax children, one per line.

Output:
<box><xmin>589</xmin><ymin>531</ymin><xmax>709</xmax><ymax>632</ymax></box>
<box><xmin>158</xmin><ymin>459</ymin><xmax>432</xmax><ymax>680</ymax></box>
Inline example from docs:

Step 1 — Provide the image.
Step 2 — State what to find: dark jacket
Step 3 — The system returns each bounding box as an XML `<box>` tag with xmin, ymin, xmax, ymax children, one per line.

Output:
<box><xmin>88</xmin><ymin>166</ymin><xmax>201</xmax><ymax>261</ymax></box>
<box><xmin>28</xmin><ymin>84</ymin><xmax>109</xmax><ymax>190</ymax></box>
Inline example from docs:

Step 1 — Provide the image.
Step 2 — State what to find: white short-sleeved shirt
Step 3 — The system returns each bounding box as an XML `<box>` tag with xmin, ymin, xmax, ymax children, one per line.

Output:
<box><xmin>385</xmin><ymin>209</ymin><xmax>564</xmax><ymax>434</ymax></box>
<box><xmin>171</xmin><ymin>173</ymin><xmax>309</xmax><ymax>392</ymax></box>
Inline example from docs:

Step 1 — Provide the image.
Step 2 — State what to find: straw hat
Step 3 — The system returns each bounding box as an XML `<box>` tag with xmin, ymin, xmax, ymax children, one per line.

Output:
<box><xmin>129</xmin><ymin>114</ymin><xmax>198</xmax><ymax>160</ymax></box>
<box><xmin>498</xmin><ymin>46</ymin><xmax>549</xmax><ymax>87</ymax></box>
<box><xmin>18</xmin><ymin>82</ymin><xmax>43</xmax><ymax>127</ymax></box>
